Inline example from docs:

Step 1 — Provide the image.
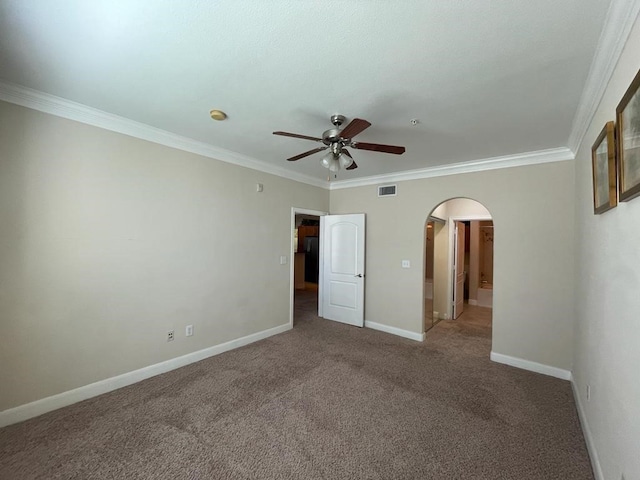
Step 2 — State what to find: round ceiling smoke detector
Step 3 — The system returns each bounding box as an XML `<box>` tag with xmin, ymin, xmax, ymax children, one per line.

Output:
<box><xmin>210</xmin><ymin>110</ymin><xmax>227</xmax><ymax>121</ymax></box>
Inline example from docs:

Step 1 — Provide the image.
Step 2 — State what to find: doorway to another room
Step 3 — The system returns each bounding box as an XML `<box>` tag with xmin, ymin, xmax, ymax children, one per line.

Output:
<box><xmin>290</xmin><ymin>209</ymin><xmax>366</xmax><ymax>329</ymax></box>
<box><xmin>424</xmin><ymin>198</ymin><xmax>494</xmax><ymax>344</ymax></box>
<box><xmin>293</xmin><ymin>212</ymin><xmax>321</xmax><ymax>324</ymax></box>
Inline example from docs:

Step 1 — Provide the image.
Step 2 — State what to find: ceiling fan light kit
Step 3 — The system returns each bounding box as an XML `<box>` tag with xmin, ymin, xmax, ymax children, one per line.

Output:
<box><xmin>320</xmin><ymin>140</ymin><xmax>353</xmax><ymax>172</ymax></box>
<box><xmin>273</xmin><ymin>114</ymin><xmax>405</xmax><ymax>173</ymax></box>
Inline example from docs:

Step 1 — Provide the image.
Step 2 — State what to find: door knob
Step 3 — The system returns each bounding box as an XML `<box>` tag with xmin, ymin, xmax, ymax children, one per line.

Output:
<box><xmin>354</xmin><ymin>274</ymin><xmax>363</xmax><ymax>278</ymax></box>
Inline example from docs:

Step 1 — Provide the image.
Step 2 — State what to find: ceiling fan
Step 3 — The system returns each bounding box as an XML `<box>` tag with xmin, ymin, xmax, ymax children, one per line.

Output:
<box><xmin>273</xmin><ymin>114</ymin><xmax>405</xmax><ymax>172</ymax></box>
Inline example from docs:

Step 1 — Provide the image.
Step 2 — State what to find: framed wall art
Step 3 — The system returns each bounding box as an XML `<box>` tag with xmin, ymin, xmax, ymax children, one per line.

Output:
<box><xmin>616</xmin><ymin>68</ymin><xmax>640</xmax><ymax>202</ymax></box>
<box><xmin>591</xmin><ymin>121</ymin><xmax>617</xmax><ymax>214</ymax></box>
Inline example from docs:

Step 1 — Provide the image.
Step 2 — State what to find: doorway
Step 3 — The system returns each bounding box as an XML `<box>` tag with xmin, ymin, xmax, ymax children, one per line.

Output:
<box><xmin>423</xmin><ymin>198</ymin><xmax>494</xmax><ymax>336</ymax></box>
<box><xmin>291</xmin><ymin>210</ymin><xmax>324</xmax><ymax>326</ymax></box>
<box><xmin>289</xmin><ymin>207</ymin><xmax>327</xmax><ymax>327</ymax></box>
<box><xmin>289</xmin><ymin>208</ymin><xmax>366</xmax><ymax>330</ymax></box>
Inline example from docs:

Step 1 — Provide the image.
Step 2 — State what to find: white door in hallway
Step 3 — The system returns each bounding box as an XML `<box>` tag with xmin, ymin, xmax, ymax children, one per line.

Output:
<box><xmin>320</xmin><ymin>214</ymin><xmax>365</xmax><ymax>327</ymax></box>
<box><xmin>453</xmin><ymin>221</ymin><xmax>465</xmax><ymax>319</ymax></box>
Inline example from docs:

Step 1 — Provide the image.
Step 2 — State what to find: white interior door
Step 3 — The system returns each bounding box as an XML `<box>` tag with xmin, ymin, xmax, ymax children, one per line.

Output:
<box><xmin>453</xmin><ymin>221</ymin><xmax>465</xmax><ymax>319</ymax></box>
<box><xmin>320</xmin><ymin>214</ymin><xmax>365</xmax><ymax>327</ymax></box>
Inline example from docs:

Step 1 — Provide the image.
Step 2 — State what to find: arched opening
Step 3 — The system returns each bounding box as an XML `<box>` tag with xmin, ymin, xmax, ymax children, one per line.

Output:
<box><xmin>423</xmin><ymin>198</ymin><xmax>494</xmax><ymax>347</ymax></box>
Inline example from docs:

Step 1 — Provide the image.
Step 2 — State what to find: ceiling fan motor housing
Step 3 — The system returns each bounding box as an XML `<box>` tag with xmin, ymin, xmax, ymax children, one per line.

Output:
<box><xmin>322</xmin><ymin>128</ymin><xmax>343</xmax><ymax>145</ymax></box>
<box><xmin>323</xmin><ymin>114</ymin><xmax>349</xmax><ymax>146</ymax></box>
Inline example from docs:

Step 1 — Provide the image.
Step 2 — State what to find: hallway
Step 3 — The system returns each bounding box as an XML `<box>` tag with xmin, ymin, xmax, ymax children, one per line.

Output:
<box><xmin>435</xmin><ymin>303</ymin><xmax>492</xmax><ymax>333</ymax></box>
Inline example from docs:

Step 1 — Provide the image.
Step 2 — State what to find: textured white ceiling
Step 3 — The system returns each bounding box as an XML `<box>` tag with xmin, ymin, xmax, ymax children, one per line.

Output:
<box><xmin>0</xmin><ymin>0</ymin><xmax>611</xmax><ymax>181</ymax></box>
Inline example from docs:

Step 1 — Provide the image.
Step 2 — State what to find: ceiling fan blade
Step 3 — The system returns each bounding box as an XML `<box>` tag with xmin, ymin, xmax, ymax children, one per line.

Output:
<box><xmin>342</xmin><ymin>149</ymin><xmax>358</xmax><ymax>170</ymax></box>
<box><xmin>352</xmin><ymin>142</ymin><xmax>405</xmax><ymax>155</ymax></box>
<box><xmin>287</xmin><ymin>146</ymin><xmax>327</xmax><ymax>162</ymax></box>
<box><xmin>339</xmin><ymin>118</ymin><xmax>371</xmax><ymax>139</ymax></box>
<box><xmin>273</xmin><ymin>131</ymin><xmax>322</xmax><ymax>142</ymax></box>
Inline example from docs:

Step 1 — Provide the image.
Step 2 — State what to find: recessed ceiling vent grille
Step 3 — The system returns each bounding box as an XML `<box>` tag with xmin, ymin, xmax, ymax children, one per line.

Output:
<box><xmin>378</xmin><ymin>185</ymin><xmax>397</xmax><ymax>197</ymax></box>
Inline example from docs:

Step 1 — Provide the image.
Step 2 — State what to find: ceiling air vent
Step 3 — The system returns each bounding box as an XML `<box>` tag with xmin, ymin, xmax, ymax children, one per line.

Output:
<box><xmin>378</xmin><ymin>185</ymin><xmax>397</xmax><ymax>197</ymax></box>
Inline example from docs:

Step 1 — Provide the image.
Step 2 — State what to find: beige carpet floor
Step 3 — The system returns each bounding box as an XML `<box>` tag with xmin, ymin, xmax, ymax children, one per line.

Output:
<box><xmin>0</xmin><ymin>291</ymin><xmax>593</xmax><ymax>479</ymax></box>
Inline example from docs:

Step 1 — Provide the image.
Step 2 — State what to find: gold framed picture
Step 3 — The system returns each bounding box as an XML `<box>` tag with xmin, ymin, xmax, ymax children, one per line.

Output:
<box><xmin>616</xmin><ymin>68</ymin><xmax>640</xmax><ymax>202</ymax></box>
<box><xmin>591</xmin><ymin>121</ymin><xmax>617</xmax><ymax>214</ymax></box>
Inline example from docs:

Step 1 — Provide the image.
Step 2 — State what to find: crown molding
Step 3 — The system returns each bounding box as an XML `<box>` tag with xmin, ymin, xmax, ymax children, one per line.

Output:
<box><xmin>568</xmin><ymin>0</ymin><xmax>640</xmax><ymax>153</ymax></box>
<box><xmin>0</xmin><ymin>80</ymin><xmax>576</xmax><ymax>192</ymax></box>
<box><xmin>0</xmin><ymin>81</ymin><xmax>329</xmax><ymax>189</ymax></box>
<box><xmin>329</xmin><ymin>147</ymin><xmax>574</xmax><ymax>190</ymax></box>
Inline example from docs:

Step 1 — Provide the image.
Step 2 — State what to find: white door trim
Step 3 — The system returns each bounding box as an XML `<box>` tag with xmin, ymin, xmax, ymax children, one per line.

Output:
<box><xmin>290</xmin><ymin>208</ymin><xmax>328</xmax><ymax>328</ymax></box>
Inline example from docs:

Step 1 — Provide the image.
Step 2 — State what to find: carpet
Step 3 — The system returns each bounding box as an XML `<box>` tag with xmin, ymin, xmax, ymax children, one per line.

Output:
<box><xmin>0</xmin><ymin>293</ymin><xmax>593</xmax><ymax>479</ymax></box>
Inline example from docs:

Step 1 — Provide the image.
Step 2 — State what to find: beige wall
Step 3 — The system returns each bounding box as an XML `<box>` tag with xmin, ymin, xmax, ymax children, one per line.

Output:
<box><xmin>438</xmin><ymin>197</ymin><xmax>491</xmax><ymax>217</ymax></box>
<box><xmin>330</xmin><ymin>160</ymin><xmax>576</xmax><ymax>370</ymax></box>
<box><xmin>0</xmin><ymin>101</ymin><xmax>329</xmax><ymax>411</ymax></box>
<box><xmin>572</xmin><ymin>14</ymin><xmax>640</xmax><ymax>480</ymax></box>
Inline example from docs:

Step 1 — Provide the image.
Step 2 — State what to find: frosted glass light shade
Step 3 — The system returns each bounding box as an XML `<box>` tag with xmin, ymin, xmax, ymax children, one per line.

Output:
<box><xmin>320</xmin><ymin>153</ymin><xmax>332</xmax><ymax>168</ymax></box>
<box><xmin>339</xmin><ymin>153</ymin><xmax>353</xmax><ymax>169</ymax></box>
<box><xmin>321</xmin><ymin>152</ymin><xmax>342</xmax><ymax>172</ymax></box>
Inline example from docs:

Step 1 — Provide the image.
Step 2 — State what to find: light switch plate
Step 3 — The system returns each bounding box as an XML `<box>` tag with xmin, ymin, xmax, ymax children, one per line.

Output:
<box><xmin>280</xmin><ymin>255</ymin><xmax>287</xmax><ymax>265</ymax></box>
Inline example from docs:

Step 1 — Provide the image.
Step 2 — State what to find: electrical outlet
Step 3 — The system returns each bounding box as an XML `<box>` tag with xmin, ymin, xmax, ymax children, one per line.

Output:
<box><xmin>586</xmin><ymin>384</ymin><xmax>591</xmax><ymax>402</ymax></box>
<box><xmin>167</xmin><ymin>330</ymin><xmax>174</xmax><ymax>342</ymax></box>
<box><xmin>185</xmin><ymin>325</ymin><xmax>193</xmax><ymax>337</ymax></box>
<box><xmin>402</xmin><ymin>260</ymin><xmax>410</xmax><ymax>268</ymax></box>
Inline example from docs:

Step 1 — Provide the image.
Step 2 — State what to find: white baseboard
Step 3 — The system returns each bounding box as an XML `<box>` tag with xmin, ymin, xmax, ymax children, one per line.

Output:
<box><xmin>365</xmin><ymin>321</ymin><xmax>425</xmax><ymax>342</ymax></box>
<box><xmin>0</xmin><ymin>323</ymin><xmax>291</xmax><ymax>428</ymax></box>
<box><xmin>468</xmin><ymin>299</ymin><xmax>478</xmax><ymax>306</ymax></box>
<box><xmin>490</xmin><ymin>352</ymin><xmax>571</xmax><ymax>380</ymax></box>
<box><xmin>570</xmin><ymin>376</ymin><xmax>604</xmax><ymax>480</ymax></box>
